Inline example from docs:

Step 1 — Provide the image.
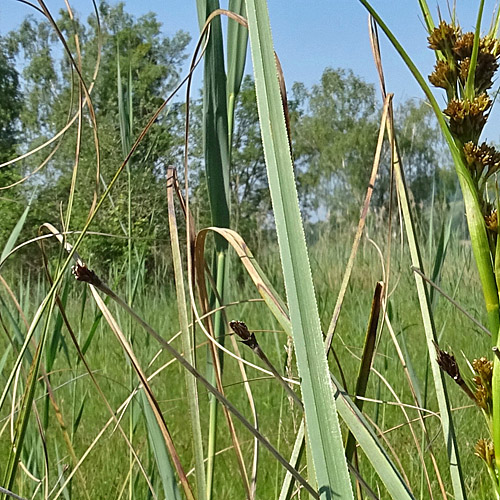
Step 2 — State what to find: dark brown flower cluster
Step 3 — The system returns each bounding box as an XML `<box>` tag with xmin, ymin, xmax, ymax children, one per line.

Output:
<box><xmin>434</xmin><ymin>342</ymin><xmax>477</xmax><ymax>402</ymax></box>
<box><xmin>435</xmin><ymin>343</ymin><xmax>494</xmax><ymax>414</ymax></box>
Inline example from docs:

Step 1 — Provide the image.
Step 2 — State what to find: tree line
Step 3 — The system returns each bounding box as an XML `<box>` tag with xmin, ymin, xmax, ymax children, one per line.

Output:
<box><xmin>0</xmin><ymin>2</ymin><xmax>451</xmax><ymax>270</ymax></box>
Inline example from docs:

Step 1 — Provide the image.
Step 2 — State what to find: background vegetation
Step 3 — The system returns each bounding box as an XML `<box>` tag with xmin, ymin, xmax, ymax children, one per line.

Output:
<box><xmin>1</xmin><ymin>1</ymin><xmax>495</xmax><ymax>499</ymax></box>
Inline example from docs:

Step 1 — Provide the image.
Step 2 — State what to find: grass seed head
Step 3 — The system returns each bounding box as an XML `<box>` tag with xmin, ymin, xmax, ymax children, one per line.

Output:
<box><xmin>475</xmin><ymin>438</ymin><xmax>495</xmax><ymax>469</ymax></box>
<box><xmin>229</xmin><ymin>320</ymin><xmax>259</xmax><ymax>350</ymax></box>
<box><xmin>453</xmin><ymin>32</ymin><xmax>475</xmax><ymax>60</ymax></box>
<box><xmin>429</xmin><ymin>60</ymin><xmax>457</xmax><ymax>91</ymax></box>
<box><xmin>473</xmin><ymin>357</ymin><xmax>493</xmax><ymax>413</ymax></box>
<box><xmin>444</xmin><ymin>94</ymin><xmax>491</xmax><ymax>143</ymax></box>
<box><xmin>463</xmin><ymin>141</ymin><xmax>500</xmax><ymax>181</ymax></box>
<box><xmin>435</xmin><ymin>343</ymin><xmax>462</xmax><ymax>382</ymax></box>
<box><xmin>484</xmin><ymin>209</ymin><xmax>498</xmax><ymax>233</ymax></box>
<box><xmin>428</xmin><ymin>21</ymin><xmax>461</xmax><ymax>54</ymax></box>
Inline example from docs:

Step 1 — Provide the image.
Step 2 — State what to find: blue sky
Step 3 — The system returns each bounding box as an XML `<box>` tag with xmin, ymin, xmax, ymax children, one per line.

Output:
<box><xmin>2</xmin><ymin>1</ymin><xmax>500</xmax><ymax>139</ymax></box>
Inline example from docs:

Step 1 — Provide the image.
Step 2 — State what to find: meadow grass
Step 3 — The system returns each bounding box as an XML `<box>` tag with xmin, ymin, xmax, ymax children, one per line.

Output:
<box><xmin>0</xmin><ymin>219</ymin><xmax>494</xmax><ymax>499</ymax></box>
<box><xmin>2</xmin><ymin>3</ymin><xmax>499</xmax><ymax>498</ymax></box>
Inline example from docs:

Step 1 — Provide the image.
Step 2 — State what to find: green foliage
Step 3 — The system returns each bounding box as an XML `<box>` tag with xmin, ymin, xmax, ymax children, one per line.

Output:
<box><xmin>0</xmin><ymin>38</ymin><xmax>21</xmax><ymax>161</ymax></box>
<box><xmin>230</xmin><ymin>76</ymin><xmax>269</xmax><ymax>237</ymax></box>
<box><xmin>0</xmin><ymin>36</ymin><xmax>24</xmax><ymax>247</ymax></box>
<box><xmin>292</xmin><ymin>67</ymin><xmax>446</xmax><ymax>218</ymax></box>
<box><xmin>3</xmin><ymin>4</ymin><xmax>448</xmax><ymax>270</ymax></box>
<box><xmin>292</xmin><ymin>68</ymin><xmax>379</xmax><ymax>214</ymax></box>
<box><xmin>6</xmin><ymin>2</ymin><xmax>190</xmax><ymax>268</ymax></box>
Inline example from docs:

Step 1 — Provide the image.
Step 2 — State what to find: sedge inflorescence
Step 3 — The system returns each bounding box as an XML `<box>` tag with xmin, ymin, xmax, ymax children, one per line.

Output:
<box><xmin>428</xmin><ymin>15</ymin><xmax>500</xmax><ymax>495</ymax></box>
<box><xmin>428</xmin><ymin>21</ymin><xmax>500</xmax><ymax>211</ymax></box>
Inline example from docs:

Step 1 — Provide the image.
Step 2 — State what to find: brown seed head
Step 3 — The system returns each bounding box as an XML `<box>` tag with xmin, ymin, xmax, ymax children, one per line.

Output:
<box><xmin>475</xmin><ymin>438</ymin><xmax>495</xmax><ymax>469</ymax></box>
<box><xmin>473</xmin><ymin>357</ymin><xmax>493</xmax><ymax>386</ymax></box>
<box><xmin>463</xmin><ymin>141</ymin><xmax>500</xmax><ymax>180</ymax></box>
<box><xmin>479</xmin><ymin>56</ymin><xmax>498</xmax><ymax>93</ymax></box>
<box><xmin>435</xmin><ymin>342</ymin><xmax>461</xmax><ymax>381</ymax></box>
<box><xmin>229</xmin><ymin>320</ymin><xmax>258</xmax><ymax>350</ymax></box>
<box><xmin>458</xmin><ymin>54</ymin><xmax>499</xmax><ymax>94</ymax></box>
<box><xmin>485</xmin><ymin>209</ymin><xmax>498</xmax><ymax>232</ymax></box>
<box><xmin>454</xmin><ymin>33</ymin><xmax>500</xmax><ymax>60</ymax></box>
<box><xmin>472</xmin><ymin>357</ymin><xmax>493</xmax><ymax>413</ymax></box>
<box><xmin>434</xmin><ymin>342</ymin><xmax>480</xmax><ymax>404</ymax></box>
<box><xmin>474</xmin><ymin>383</ymin><xmax>489</xmax><ymax>411</ymax></box>
<box><xmin>453</xmin><ymin>33</ymin><xmax>499</xmax><ymax>92</ymax></box>
<box><xmin>428</xmin><ymin>21</ymin><xmax>461</xmax><ymax>53</ymax></box>
<box><xmin>429</xmin><ymin>60</ymin><xmax>456</xmax><ymax>90</ymax></box>
<box><xmin>457</xmin><ymin>57</ymin><xmax>471</xmax><ymax>85</ymax></box>
<box><xmin>72</xmin><ymin>263</ymin><xmax>102</xmax><ymax>287</ymax></box>
<box><xmin>453</xmin><ymin>32</ymin><xmax>475</xmax><ymax>59</ymax></box>
<box><xmin>444</xmin><ymin>94</ymin><xmax>491</xmax><ymax>142</ymax></box>
<box><xmin>481</xmin><ymin>35</ymin><xmax>500</xmax><ymax>58</ymax></box>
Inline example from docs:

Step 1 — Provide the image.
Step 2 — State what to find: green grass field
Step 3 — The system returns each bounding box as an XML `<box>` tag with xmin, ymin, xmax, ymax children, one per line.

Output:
<box><xmin>0</xmin><ymin>221</ymin><xmax>495</xmax><ymax>499</ymax></box>
<box><xmin>3</xmin><ymin>2</ymin><xmax>500</xmax><ymax>499</ymax></box>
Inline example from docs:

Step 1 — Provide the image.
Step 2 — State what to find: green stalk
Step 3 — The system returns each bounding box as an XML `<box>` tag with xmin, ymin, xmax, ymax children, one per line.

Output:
<box><xmin>226</xmin><ymin>0</ymin><xmax>248</xmax><ymax>156</ymax></box>
<box><xmin>359</xmin><ymin>0</ymin><xmax>500</xmax><ymax>339</ymax></box>
<box><xmin>345</xmin><ymin>282</ymin><xmax>383</xmax><ymax>463</ymax></box>
<box><xmin>196</xmin><ymin>3</ymin><xmax>234</xmax><ymax>497</ymax></box>
<box><xmin>465</xmin><ymin>0</ymin><xmax>485</xmax><ymax>100</ymax></box>
<box><xmin>117</xmin><ymin>44</ymin><xmax>135</xmax><ymax>499</ymax></box>
<box><xmin>2</xmin><ymin>291</ymin><xmax>57</xmax><ymax>498</ymax></box>
<box><xmin>388</xmin><ymin>124</ymin><xmax>466</xmax><ymax>499</ymax></box>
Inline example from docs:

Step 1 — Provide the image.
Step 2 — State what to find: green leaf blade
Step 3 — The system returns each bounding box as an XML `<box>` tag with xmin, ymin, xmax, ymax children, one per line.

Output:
<box><xmin>246</xmin><ymin>2</ymin><xmax>353</xmax><ymax>497</ymax></box>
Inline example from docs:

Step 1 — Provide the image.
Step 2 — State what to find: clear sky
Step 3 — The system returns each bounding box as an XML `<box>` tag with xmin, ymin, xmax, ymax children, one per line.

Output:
<box><xmin>2</xmin><ymin>1</ymin><xmax>500</xmax><ymax>140</ymax></box>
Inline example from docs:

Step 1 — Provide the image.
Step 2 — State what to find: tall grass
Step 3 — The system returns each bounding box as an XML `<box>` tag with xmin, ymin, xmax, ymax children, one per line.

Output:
<box><xmin>1</xmin><ymin>223</ymin><xmax>495</xmax><ymax>497</ymax></box>
<box><xmin>2</xmin><ymin>1</ymin><xmax>500</xmax><ymax>500</ymax></box>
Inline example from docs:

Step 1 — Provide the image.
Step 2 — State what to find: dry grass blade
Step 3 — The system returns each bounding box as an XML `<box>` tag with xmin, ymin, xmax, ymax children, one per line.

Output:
<box><xmin>2</xmin><ymin>312</ymin><xmax>49</xmax><ymax>495</ymax></box>
<box><xmin>192</xmin><ymin>5</ymin><xmax>251</xmax><ymax>496</ymax></box>
<box><xmin>0</xmin><ymin>1</ymin><xmax>102</xmax><ymax>175</ymax></box>
<box><xmin>230</xmin><ymin>320</ymin><xmax>302</xmax><ymax>410</ymax></box>
<box><xmin>0</xmin><ymin>32</ymin><xmax>210</xmax><ymax>423</ymax></box>
<box><xmin>204</xmin><ymin>274</ymin><xmax>261</xmax><ymax>499</ymax></box>
<box><xmin>83</xmin><ymin>284</ymin><xmax>195</xmax><ymax>500</ymax></box>
<box><xmin>0</xmin><ymin>486</ymin><xmax>28</xmax><ymax>500</ymax></box>
<box><xmin>35</xmin><ymin>224</ymin><xmax>159</xmax><ymax>499</ymax></box>
<box><xmin>324</xmin><ymin>93</ymin><xmax>392</xmax><ymax>352</ymax></box>
<box><xmin>196</xmin><ymin>226</ymin><xmax>414</xmax><ymax>497</ymax></box>
<box><xmin>228</xmin><ymin>326</ymin><xmax>259</xmax><ymax>499</ymax></box>
<box><xmin>367</xmin><ymin>12</ymin><xmax>466</xmax><ymax>499</ymax></box>
<box><xmin>166</xmin><ymin>167</ymin><xmax>206</xmax><ymax>499</ymax></box>
<box><xmin>374</xmin><ymin>314</ymin><xmax>437</xmax><ymax>498</ymax></box>
<box><xmin>411</xmin><ymin>266</ymin><xmax>491</xmax><ymax>337</ymax></box>
<box><xmin>36</xmin><ymin>0</ymin><xmax>101</xmax><ymax>219</ymax></box>
<box><xmin>195</xmin><ymin>228</ymin><xmax>289</xmax><ymax>322</ymax></box>
<box><xmin>38</xmin><ymin>216</ymin><xmax>315</xmax><ymax>497</ymax></box>
<box><xmin>67</xmin><ymin>267</ymin><xmax>318</xmax><ymax>497</ymax></box>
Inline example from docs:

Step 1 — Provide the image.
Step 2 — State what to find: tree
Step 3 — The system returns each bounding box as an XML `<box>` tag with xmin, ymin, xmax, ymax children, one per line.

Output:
<box><xmin>0</xmin><ymin>36</ymin><xmax>23</xmax><ymax>246</ymax></box>
<box><xmin>230</xmin><ymin>75</ymin><xmax>270</xmax><ymax>238</ymax></box>
<box><xmin>191</xmin><ymin>70</ymin><xmax>445</xmax><ymax>240</ymax></box>
<box><xmin>292</xmin><ymin>67</ymin><xmax>445</xmax><ymax>221</ymax></box>
<box><xmin>292</xmin><ymin>68</ymin><xmax>379</xmax><ymax>218</ymax></box>
<box><xmin>6</xmin><ymin>2</ymin><xmax>190</xmax><ymax>266</ymax></box>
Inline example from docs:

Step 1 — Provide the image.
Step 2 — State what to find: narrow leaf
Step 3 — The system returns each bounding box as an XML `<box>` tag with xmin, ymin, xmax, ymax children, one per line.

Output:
<box><xmin>245</xmin><ymin>2</ymin><xmax>353</xmax><ymax>497</ymax></box>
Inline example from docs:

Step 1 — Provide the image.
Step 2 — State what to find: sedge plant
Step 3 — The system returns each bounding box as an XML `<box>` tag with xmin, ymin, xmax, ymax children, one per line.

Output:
<box><xmin>359</xmin><ymin>0</ymin><xmax>500</xmax><ymax>497</ymax></box>
<box><xmin>424</xmin><ymin>10</ymin><xmax>500</xmax><ymax>496</ymax></box>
